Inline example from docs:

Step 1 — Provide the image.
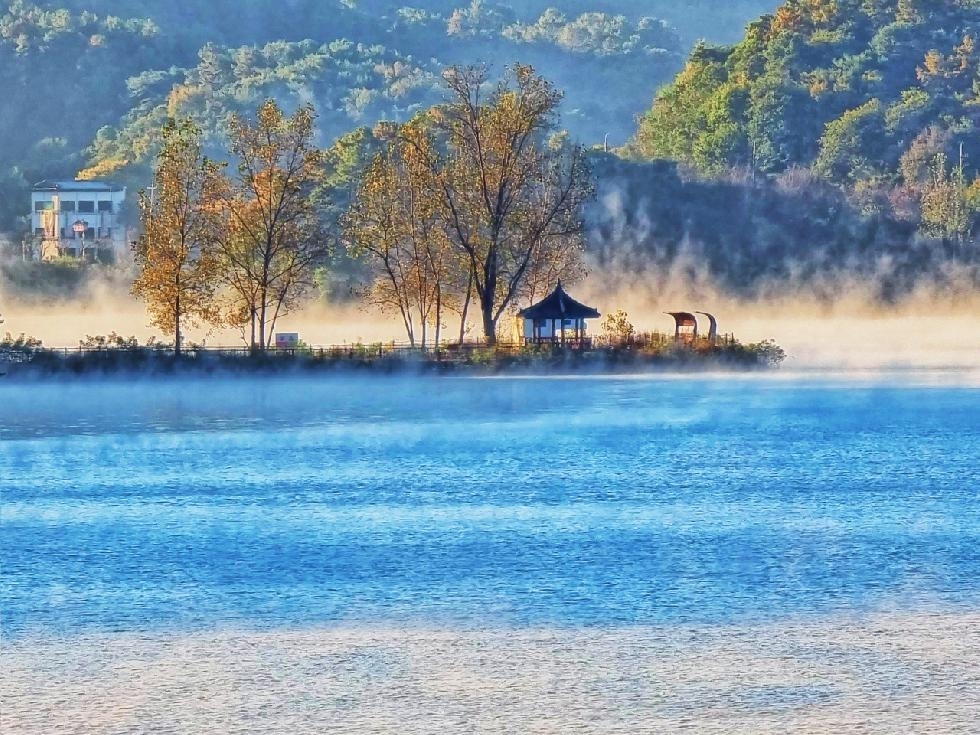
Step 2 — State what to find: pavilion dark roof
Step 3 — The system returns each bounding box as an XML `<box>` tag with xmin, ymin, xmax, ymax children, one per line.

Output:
<box><xmin>518</xmin><ymin>281</ymin><xmax>600</xmax><ymax>320</ymax></box>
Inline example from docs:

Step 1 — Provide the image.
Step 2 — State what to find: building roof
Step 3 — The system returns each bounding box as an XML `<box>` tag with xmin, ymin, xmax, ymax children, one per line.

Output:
<box><xmin>518</xmin><ymin>281</ymin><xmax>600</xmax><ymax>320</ymax></box>
<box><xmin>32</xmin><ymin>180</ymin><xmax>124</xmax><ymax>193</ymax></box>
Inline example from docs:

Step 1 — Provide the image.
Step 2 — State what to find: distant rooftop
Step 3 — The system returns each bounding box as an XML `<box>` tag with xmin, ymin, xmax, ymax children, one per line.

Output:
<box><xmin>32</xmin><ymin>179</ymin><xmax>125</xmax><ymax>193</ymax></box>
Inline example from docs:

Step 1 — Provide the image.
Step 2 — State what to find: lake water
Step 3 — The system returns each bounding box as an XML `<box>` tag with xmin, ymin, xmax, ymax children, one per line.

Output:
<box><xmin>2</xmin><ymin>372</ymin><xmax>979</xmax><ymax>733</ymax></box>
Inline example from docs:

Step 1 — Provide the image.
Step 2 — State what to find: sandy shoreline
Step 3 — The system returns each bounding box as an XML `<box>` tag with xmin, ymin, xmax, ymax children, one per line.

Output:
<box><xmin>3</xmin><ymin>610</ymin><xmax>978</xmax><ymax>734</ymax></box>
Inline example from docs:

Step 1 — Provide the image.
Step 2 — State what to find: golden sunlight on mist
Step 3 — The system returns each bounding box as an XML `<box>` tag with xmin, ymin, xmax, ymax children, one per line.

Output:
<box><xmin>578</xmin><ymin>281</ymin><xmax>980</xmax><ymax>370</ymax></box>
<box><xmin>1</xmin><ymin>295</ymin><xmax>399</xmax><ymax>349</ymax></box>
<box><xmin>3</xmin><ymin>273</ymin><xmax>978</xmax><ymax>369</ymax></box>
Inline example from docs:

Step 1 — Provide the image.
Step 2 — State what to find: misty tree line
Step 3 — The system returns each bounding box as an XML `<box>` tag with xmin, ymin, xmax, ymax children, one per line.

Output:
<box><xmin>134</xmin><ymin>64</ymin><xmax>592</xmax><ymax>353</ymax></box>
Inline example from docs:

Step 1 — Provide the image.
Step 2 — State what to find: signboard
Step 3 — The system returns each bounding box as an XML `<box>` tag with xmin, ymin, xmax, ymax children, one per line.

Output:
<box><xmin>275</xmin><ymin>333</ymin><xmax>299</xmax><ymax>350</ymax></box>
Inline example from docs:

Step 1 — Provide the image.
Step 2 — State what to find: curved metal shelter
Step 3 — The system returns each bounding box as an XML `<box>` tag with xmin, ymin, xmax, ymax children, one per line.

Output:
<box><xmin>666</xmin><ymin>312</ymin><xmax>698</xmax><ymax>342</ymax></box>
<box><xmin>695</xmin><ymin>311</ymin><xmax>718</xmax><ymax>344</ymax></box>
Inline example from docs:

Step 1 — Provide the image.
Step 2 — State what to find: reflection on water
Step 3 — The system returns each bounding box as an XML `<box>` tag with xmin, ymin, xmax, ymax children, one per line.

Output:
<box><xmin>1</xmin><ymin>374</ymin><xmax>978</xmax><ymax>732</ymax></box>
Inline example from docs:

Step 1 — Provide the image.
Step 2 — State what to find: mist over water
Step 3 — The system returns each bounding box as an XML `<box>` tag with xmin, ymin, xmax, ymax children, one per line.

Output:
<box><xmin>4</xmin><ymin>270</ymin><xmax>979</xmax><ymax>375</ymax></box>
<box><xmin>2</xmin><ymin>373</ymin><xmax>978</xmax><ymax>732</ymax></box>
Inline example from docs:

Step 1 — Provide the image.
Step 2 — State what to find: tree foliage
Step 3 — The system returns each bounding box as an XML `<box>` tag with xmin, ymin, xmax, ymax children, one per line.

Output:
<box><xmin>216</xmin><ymin>100</ymin><xmax>329</xmax><ymax>351</ymax></box>
<box><xmin>601</xmin><ymin>309</ymin><xmax>635</xmax><ymax>345</ymax></box>
<box><xmin>347</xmin><ymin>65</ymin><xmax>593</xmax><ymax>345</ymax></box>
<box><xmin>631</xmin><ymin>0</ymin><xmax>980</xmax><ymax>242</ymax></box>
<box><xmin>0</xmin><ymin>1</ymin><xmax>162</xmax><ymax>228</ymax></box>
<box><xmin>132</xmin><ymin>119</ymin><xmax>221</xmax><ymax>355</ymax></box>
<box><xmin>345</xmin><ymin>119</ymin><xmax>460</xmax><ymax>347</ymax></box>
<box><xmin>0</xmin><ymin>0</ymin><xmax>793</xmax><ymax>236</ymax></box>
<box><xmin>0</xmin><ymin>1</ymin><xmax>783</xmax><ymax>232</ymax></box>
<box><xmin>438</xmin><ymin>65</ymin><xmax>593</xmax><ymax>344</ymax></box>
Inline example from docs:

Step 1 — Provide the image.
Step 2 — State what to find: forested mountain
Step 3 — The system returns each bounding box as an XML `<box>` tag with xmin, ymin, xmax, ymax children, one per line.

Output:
<box><xmin>614</xmin><ymin>0</ymin><xmax>980</xmax><ymax>299</ymax></box>
<box><xmin>0</xmin><ymin>2</ymin><xmax>165</xmax><ymax>225</ymax></box>
<box><xmin>0</xmin><ymin>1</ymin><xmax>778</xmax><ymax>232</ymax></box>
<box><xmin>39</xmin><ymin>1</ymin><xmax>777</xmax><ymax>48</ymax></box>
<box><xmin>633</xmin><ymin>0</ymin><xmax>980</xmax><ymax>240</ymax></box>
<box><xmin>9</xmin><ymin>0</ymin><xmax>975</xmax><ymax>307</ymax></box>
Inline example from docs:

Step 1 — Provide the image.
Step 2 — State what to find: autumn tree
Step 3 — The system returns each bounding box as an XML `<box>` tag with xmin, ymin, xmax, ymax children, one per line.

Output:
<box><xmin>517</xmin><ymin>157</ymin><xmax>587</xmax><ymax>304</ymax></box>
<box><xmin>344</xmin><ymin>65</ymin><xmax>592</xmax><ymax>346</ymax></box>
<box><xmin>217</xmin><ymin>100</ymin><xmax>328</xmax><ymax>351</ymax></box>
<box><xmin>345</xmin><ymin>118</ymin><xmax>459</xmax><ymax>348</ymax></box>
<box><xmin>132</xmin><ymin>119</ymin><xmax>222</xmax><ymax>356</ymax></box>
<box><xmin>920</xmin><ymin>151</ymin><xmax>971</xmax><ymax>243</ymax></box>
<box><xmin>601</xmin><ymin>309</ymin><xmax>635</xmax><ymax>346</ymax></box>
<box><xmin>429</xmin><ymin>64</ymin><xmax>593</xmax><ymax>345</ymax></box>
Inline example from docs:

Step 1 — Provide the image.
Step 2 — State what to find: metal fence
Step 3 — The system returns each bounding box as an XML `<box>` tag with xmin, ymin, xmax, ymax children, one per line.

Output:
<box><xmin>3</xmin><ymin>333</ymin><xmax>742</xmax><ymax>368</ymax></box>
<box><xmin>5</xmin><ymin>340</ymin><xmax>533</xmax><ymax>364</ymax></box>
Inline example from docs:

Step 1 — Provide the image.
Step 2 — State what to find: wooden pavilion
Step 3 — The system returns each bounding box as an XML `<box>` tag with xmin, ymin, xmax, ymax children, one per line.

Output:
<box><xmin>518</xmin><ymin>281</ymin><xmax>600</xmax><ymax>346</ymax></box>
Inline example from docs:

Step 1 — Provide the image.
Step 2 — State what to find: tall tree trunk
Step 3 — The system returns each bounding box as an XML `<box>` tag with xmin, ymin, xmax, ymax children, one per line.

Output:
<box><xmin>174</xmin><ymin>278</ymin><xmax>181</xmax><ymax>357</ymax></box>
<box><xmin>482</xmin><ymin>304</ymin><xmax>496</xmax><ymax>346</ymax></box>
<box><xmin>434</xmin><ymin>285</ymin><xmax>442</xmax><ymax>349</ymax></box>
<box><xmin>481</xmin><ymin>263</ymin><xmax>497</xmax><ymax>345</ymax></box>
<box><xmin>457</xmin><ymin>270</ymin><xmax>472</xmax><ymax>345</ymax></box>
<box><xmin>267</xmin><ymin>290</ymin><xmax>288</xmax><ymax>345</ymax></box>
<box><xmin>399</xmin><ymin>301</ymin><xmax>415</xmax><ymax>347</ymax></box>
<box><xmin>259</xmin><ymin>285</ymin><xmax>268</xmax><ymax>352</ymax></box>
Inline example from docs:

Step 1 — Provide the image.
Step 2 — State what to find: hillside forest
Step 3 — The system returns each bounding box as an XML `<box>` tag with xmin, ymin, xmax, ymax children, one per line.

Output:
<box><xmin>622</xmin><ymin>0</ymin><xmax>980</xmax><ymax>300</ymax></box>
<box><xmin>2</xmin><ymin>0</ymin><xmax>979</xmax><ymax>336</ymax></box>
<box><xmin>0</xmin><ymin>1</ymin><xmax>775</xmax><ymax>226</ymax></box>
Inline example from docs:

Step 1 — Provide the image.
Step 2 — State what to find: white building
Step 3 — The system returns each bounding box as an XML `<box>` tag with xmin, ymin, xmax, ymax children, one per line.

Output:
<box><xmin>31</xmin><ymin>180</ymin><xmax>127</xmax><ymax>261</ymax></box>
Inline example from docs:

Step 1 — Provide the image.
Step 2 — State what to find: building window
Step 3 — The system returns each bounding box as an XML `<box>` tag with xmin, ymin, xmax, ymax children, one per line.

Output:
<box><xmin>34</xmin><ymin>201</ymin><xmax>52</xmax><ymax>211</ymax></box>
<box><xmin>533</xmin><ymin>319</ymin><xmax>545</xmax><ymax>328</ymax></box>
<box><xmin>34</xmin><ymin>227</ymin><xmax>44</xmax><ymax>236</ymax></box>
<box><xmin>78</xmin><ymin>201</ymin><xmax>95</xmax><ymax>213</ymax></box>
<box><xmin>61</xmin><ymin>201</ymin><xmax>76</xmax><ymax>212</ymax></box>
<box><xmin>98</xmin><ymin>201</ymin><xmax>113</xmax><ymax>212</ymax></box>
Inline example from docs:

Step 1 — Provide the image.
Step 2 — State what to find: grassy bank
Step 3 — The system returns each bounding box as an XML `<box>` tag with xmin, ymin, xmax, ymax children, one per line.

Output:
<box><xmin>1</xmin><ymin>333</ymin><xmax>785</xmax><ymax>379</ymax></box>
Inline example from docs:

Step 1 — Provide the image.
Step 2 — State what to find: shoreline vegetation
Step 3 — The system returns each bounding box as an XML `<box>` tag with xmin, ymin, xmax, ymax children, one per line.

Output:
<box><xmin>0</xmin><ymin>332</ymin><xmax>785</xmax><ymax>380</ymax></box>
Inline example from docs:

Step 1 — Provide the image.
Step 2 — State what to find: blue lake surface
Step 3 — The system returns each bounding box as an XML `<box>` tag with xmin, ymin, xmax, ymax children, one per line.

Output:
<box><xmin>2</xmin><ymin>373</ymin><xmax>979</xmax><ymax>637</ymax></box>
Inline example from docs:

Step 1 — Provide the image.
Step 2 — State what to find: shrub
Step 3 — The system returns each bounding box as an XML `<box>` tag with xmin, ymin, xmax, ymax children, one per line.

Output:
<box><xmin>747</xmin><ymin>338</ymin><xmax>786</xmax><ymax>367</ymax></box>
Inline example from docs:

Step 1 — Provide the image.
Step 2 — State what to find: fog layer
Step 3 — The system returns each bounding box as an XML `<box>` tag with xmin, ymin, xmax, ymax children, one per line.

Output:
<box><xmin>4</xmin><ymin>271</ymin><xmax>976</xmax><ymax>371</ymax></box>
